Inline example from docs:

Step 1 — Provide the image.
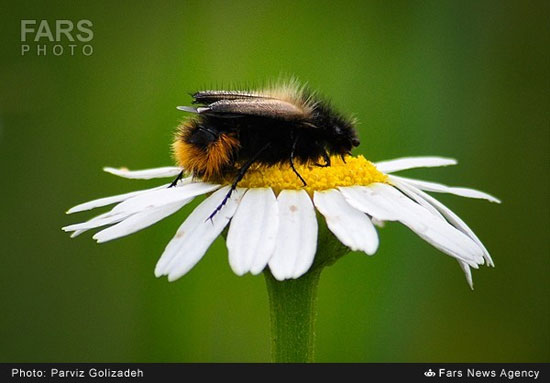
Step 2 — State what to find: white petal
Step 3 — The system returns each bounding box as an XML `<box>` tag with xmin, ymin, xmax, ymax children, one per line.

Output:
<box><xmin>368</xmin><ymin>183</ymin><xmax>484</xmax><ymax>267</ymax></box>
<box><xmin>66</xmin><ymin>183</ymin><xmax>170</xmax><ymax>214</ymax></box>
<box><xmin>268</xmin><ymin>190</ymin><xmax>318</xmax><ymax>281</ymax></box>
<box><xmin>71</xmin><ymin>230</ymin><xmax>87</xmax><ymax>238</ymax></box>
<box><xmin>391</xmin><ymin>178</ymin><xmax>494</xmax><ymax>267</ymax></box>
<box><xmin>103</xmin><ymin>166</ymin><xmax>183</xmax><ymax>179</ymax></box>
<box><xmin>458</xmin><ymin>260</ymin><xmax>474</xmax><ymax>290</ymax></box>
<box><xmin>155</xmin><ymin>186</ymin><xmax>243</xmax><ymax>281</ymax></box>
<box><xmin>374</xmin><ymin>157</ymin><xmax>457</xmax><ymax>173</ymax></box>
<box><xmin>390</xmin><ymin>175</ymin><xmax>501</xmax><ymax>203</ymax></box>
<box><xmin>93</xmin><ymin>200</ymin><xmax>190</xmax><ymax>243</ymax></box>
<box><xmin>111</xmin><ymin>182</ymin><xmax>220</xmax><ymax>216</ymax></box>
<box><xmin>66</xmin><ymin>211</ymin><xmax>112</xmax><ymax>237</ymax></box>
<box><xmin>62</xmin><ymin>211</ymin><xmax>128</xmax><ymax>232</ymax></box>
<box><xmin>227</xmin><ymin>188</ymin><xmax>279</xmax><ymax>276</ymax></box>
<box><xmin>339</xmin><ymin>185</ymin><xmax>425</xmax><ymax>232</ymax></box>
<box><xmin>390</xmin><ymin>178</ymin><xmax>445</xmax><ymax>220</ymax></box>
<box><xmin>313</xmin><ymin>189</ymin><xmax>378</xmax><ymax>255</ymax></box>
<box><xmin>339</xmin><ymin>185</ymin><xmax>406</xmax><ymax>222</ymax></box>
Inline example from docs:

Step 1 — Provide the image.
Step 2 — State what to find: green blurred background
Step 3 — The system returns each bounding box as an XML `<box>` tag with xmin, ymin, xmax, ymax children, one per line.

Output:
<box><xmin>1</xmin><ymin>0</ymin><xmax>548</xmax><ymax>362</ymax></box>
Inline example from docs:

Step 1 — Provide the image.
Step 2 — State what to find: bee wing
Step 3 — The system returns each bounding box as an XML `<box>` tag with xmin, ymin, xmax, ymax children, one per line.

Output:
<box><xmin>176</xmin><ymin>106</ymin><xmax>208</xmax><ymax>113</ymax></box>
<box><xmin>198</xmin><ymin>98</ymin><xmax>306</xmax><ymax>121</ymax></box>
<box><xmin>192</xmin><ymin>91</ymin><xmax>265</xmax><ymax>105</ymax></box>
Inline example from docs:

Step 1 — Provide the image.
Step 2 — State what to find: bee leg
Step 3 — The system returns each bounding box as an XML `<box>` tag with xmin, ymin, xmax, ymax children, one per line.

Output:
<box><xmin>314</xmin><ymin>150</ymin><xmax>331</xmax><ymax>167</ymax></box>
<box><xmin>168</xmin><ymin>170</ymin><xmax>184</xmax><ymax>188</ymax></box>
<box><xmin>290</xmin><ymin>134</ymin><xmax>307</xmax><ymax>187</ymax></box>
<box><xmin>341</xmin><ymin>151</ymin><xmax>352</xmax><ymax>164</ymax></box>
<box><xmin>207</xmin><ymin>143</ymin><xmax>271</xmax><ymax>222</ymax></box>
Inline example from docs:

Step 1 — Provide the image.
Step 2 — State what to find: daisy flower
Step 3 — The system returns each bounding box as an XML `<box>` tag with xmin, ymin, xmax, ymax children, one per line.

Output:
<box><xmin>63</xmin><ymin>155</ymin><xmax>499</xmax><ymax>288</ymax></box>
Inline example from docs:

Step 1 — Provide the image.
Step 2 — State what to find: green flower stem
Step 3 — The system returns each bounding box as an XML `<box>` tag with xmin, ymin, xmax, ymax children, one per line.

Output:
<box><xmin>263</xmin><ymin>218</ymin><xmax>349</xmax><ymax>363</ymax></box>
<box><xmin>264</xmin><ymin>268</ymin><xmax>321</xmax><ymax>362</ymax></box>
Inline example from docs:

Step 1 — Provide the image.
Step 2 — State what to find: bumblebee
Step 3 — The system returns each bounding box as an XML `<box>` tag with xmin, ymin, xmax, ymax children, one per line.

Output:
<box><xmin>171</xmin><ymin>81</ymin><xmax>360</xmax><ymax>218</ymax></box>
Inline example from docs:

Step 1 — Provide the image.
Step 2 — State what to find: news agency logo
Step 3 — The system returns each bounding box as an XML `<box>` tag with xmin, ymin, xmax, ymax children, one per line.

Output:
<box><xmin>424</xmin><ymin>369</ymin><xmax>436</xmax><ymax>377</ymax></box>
<box><xmin>20</xmin><ymin>20</ymin><xmax>94</xmax><ymax>56</ymax></box>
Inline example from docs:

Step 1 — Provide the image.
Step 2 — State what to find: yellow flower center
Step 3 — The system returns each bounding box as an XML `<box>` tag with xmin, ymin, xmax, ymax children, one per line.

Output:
<box><xmin>222</xmin><ymin>155</ymin><xmax>387</xmax><ymax>194</ymax></box>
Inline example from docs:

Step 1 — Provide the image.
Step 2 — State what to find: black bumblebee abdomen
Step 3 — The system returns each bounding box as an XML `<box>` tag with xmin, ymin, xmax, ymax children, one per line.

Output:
<box><xmin>202</xmin><ymin>115</ymin><xmax>327</xmax><ymax>166</ymax></box>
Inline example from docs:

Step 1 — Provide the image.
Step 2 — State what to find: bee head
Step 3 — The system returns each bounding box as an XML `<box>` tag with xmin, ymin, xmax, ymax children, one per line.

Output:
<box><xmin>328</xmin><ymin>121</ymin><xmax>360</xmax><ymax>154</ymax></box>
<box><xmin>310</xmin><ymin>102</ymin><xmax>360</xmax><ymax>155</ymax></box>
